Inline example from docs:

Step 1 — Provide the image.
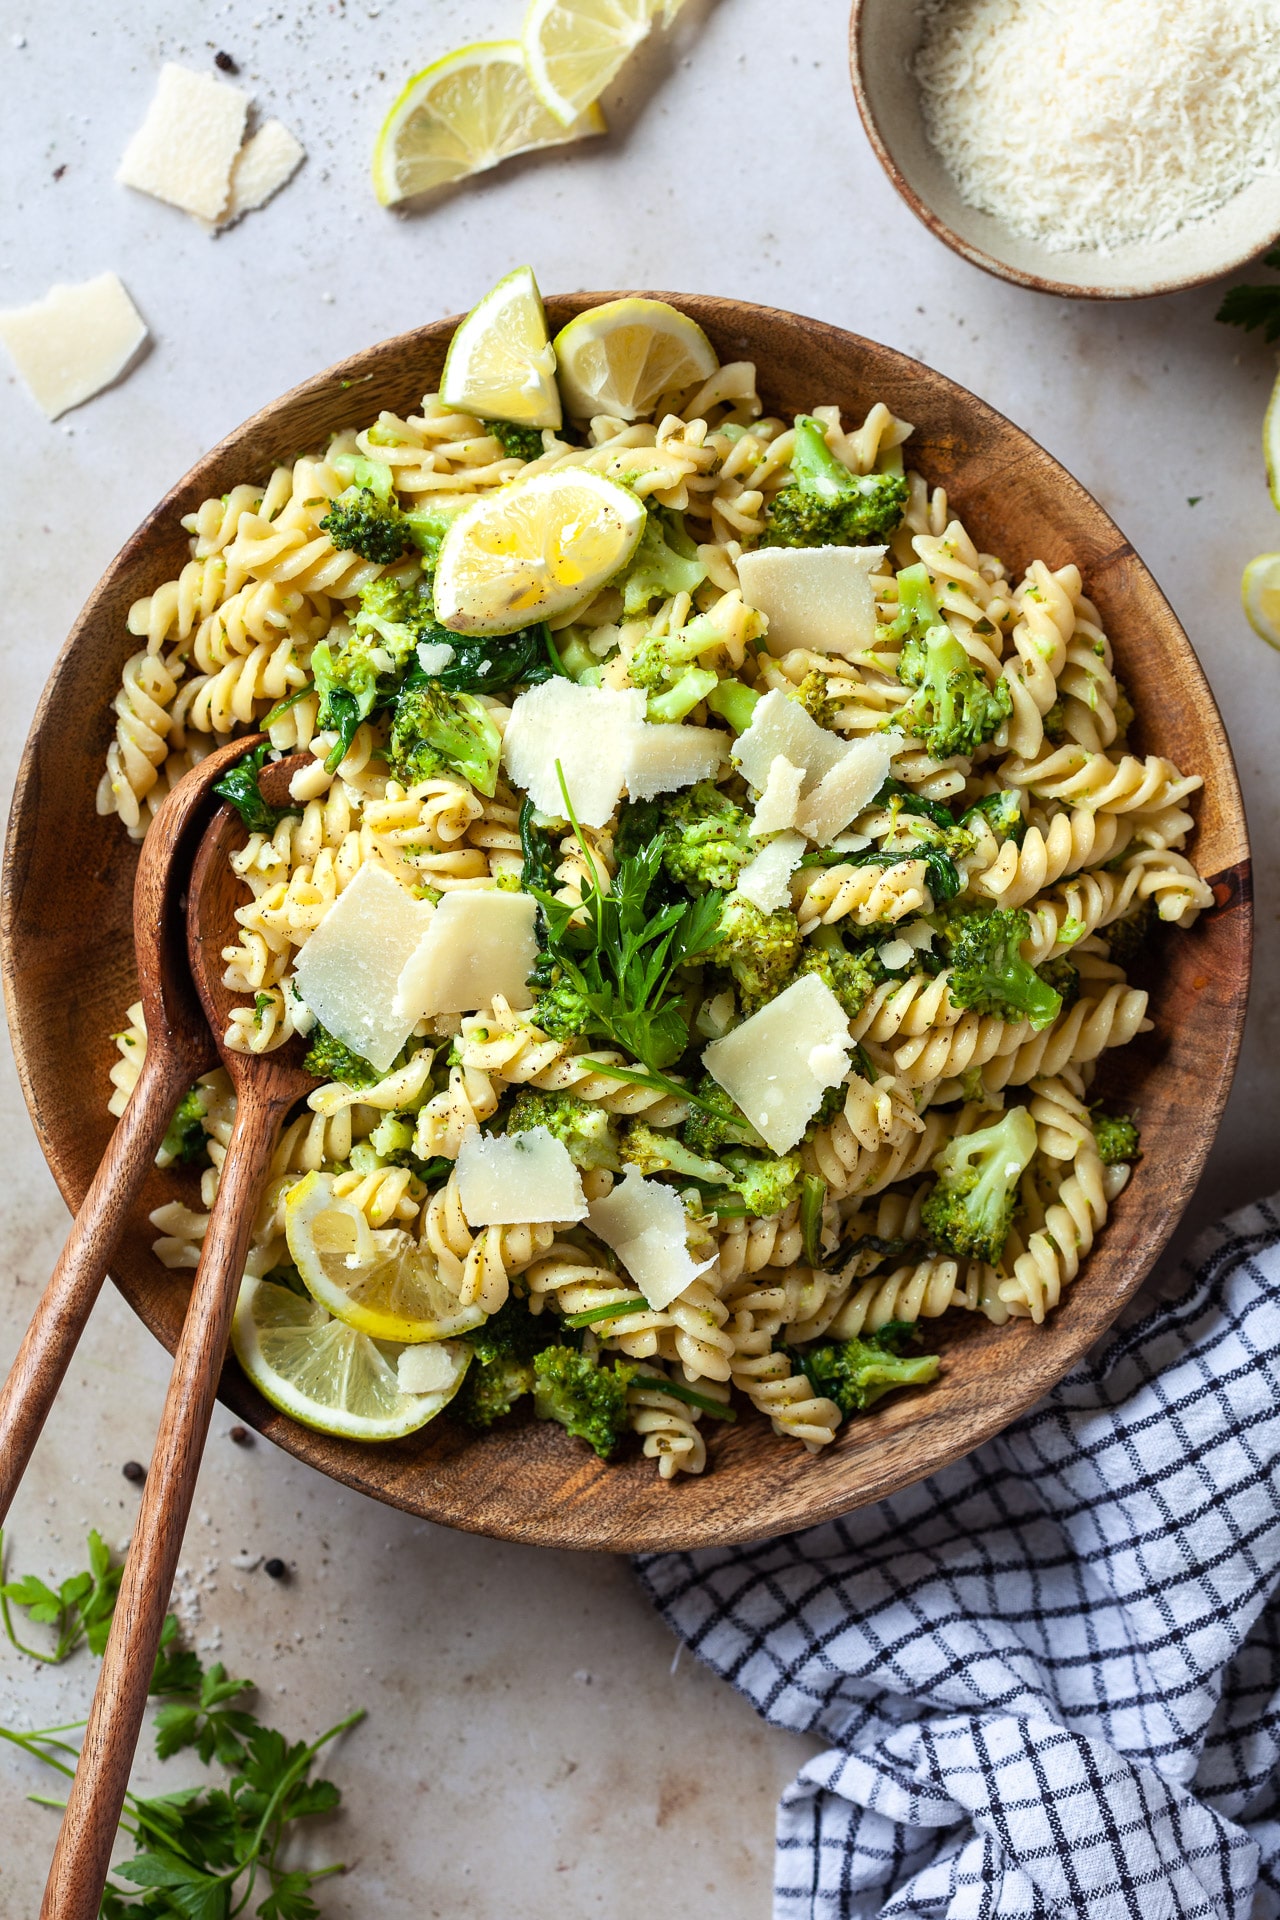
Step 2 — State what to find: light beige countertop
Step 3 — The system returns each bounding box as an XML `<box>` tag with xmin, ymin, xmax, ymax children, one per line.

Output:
<box><xmin>2</xmin><ymin>1</ymin><xmax>1277</xmax><ymax>1912</ymax></box>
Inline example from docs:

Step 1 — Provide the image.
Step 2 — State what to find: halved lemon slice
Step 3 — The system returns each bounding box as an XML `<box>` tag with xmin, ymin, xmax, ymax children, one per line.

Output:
<box><xmin>441</xmin><ymin>265</ymin><xmax>561</xmax><ymax>430</ymax></box>
<box><xmin>372</xmin><ymin>41</ymin><xmax>605</xmax><ymax>208</ymax></box>
<box><xmin>433</xmin><ymin>467</ymin><xmax>646</xmax><ymax>633</ymax></box>
<box><xmin>523</xmin><ymin>0</ymin><xmax>673</xmax><ymax>129</ymax></box>
<box><xmin>285</xmin><ymin>1170</ymin><xmax>485</xmax><ymax>1343</ymax></box>
<box><xmin>1242</xmin><ymin>552</ymin><xmax>1280</xmax><ymax>650</ymax></box>
<box><xmin>1264</xmin><ymin>368</ymin><xmax>1280</xmax><ymax>510</ymax></box>
<box><xmin>231</xmin><ymin>1276</ymin><xmax>469</xmax><ymax>1442</ymax></box>
<box><xmin>552</xmin><ymin>297</ymin><xmax>718</xmax><ymax>422</ymax></box>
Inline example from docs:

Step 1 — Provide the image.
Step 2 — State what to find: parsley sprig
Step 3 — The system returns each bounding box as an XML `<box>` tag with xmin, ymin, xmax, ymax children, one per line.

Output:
<box><xmin>2</xmin><ymin>1529</ymin><xmax>362</xmax><ymax>1919</ymax></box>
<box><xmin>1216</xmin><ymin>247</ymin><xmax>1280</xmax><ymax>342</ymax></box>
<box><xmin>528</xmin><ymin>764</ymin><xmax>724</xmax><ymax>1087</ymax></box>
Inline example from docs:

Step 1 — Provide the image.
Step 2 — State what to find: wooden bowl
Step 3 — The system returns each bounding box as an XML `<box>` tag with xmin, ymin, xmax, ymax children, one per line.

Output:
<box><xmin>850</xmin><ymin>0</ymin><xmax>1280</xmax><ymax>299</ymax></box>
<box><xmin>1</xmin><ymin>295</ymin><xmax>1251</xmax><ymax>1552</ymax></box>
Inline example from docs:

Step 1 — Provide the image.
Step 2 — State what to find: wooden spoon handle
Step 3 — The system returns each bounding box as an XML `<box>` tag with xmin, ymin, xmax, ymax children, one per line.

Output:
<box><xmin>0</xmin><ymin>1043</ymin><xmax>195</xmax><ymax>1525</ymax></box>
<box><xmin>38</xmin><ymin>1086</ymin><xmax>287</xmax><ymax>1920</ymax></box>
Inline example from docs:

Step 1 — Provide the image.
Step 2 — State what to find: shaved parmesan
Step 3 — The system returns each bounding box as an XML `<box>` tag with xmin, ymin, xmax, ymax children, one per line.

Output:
<box><xmin>795</xmin><ymin>734</ymin><xmax>900</xmax><ymax>842</ymax></box>
<box><xmin>292</xmin><ymin>863</ymin><xmax>433</xmax><ymax>1074</ymax></box>
<box><xmin>456</xmin><ymin>1127</ymin><xmax>587</xmax><ymax>1227</ymax></box>
<box><xmin>734</xmin><ymin>690</ymin><xmax>848</xmax><ymax>797</ymax></box>
<box><xmin>117</xmin><ymin>63</ymin><xmax>248</xmax><ymax>221</ymax></box>
<box><xmin>416</xmin><ymin>640</ymin><xmax>456</xmax><ymax>674</ymax></box>
<box><xmin>217</xmin><ymin>118</ymin><xmax>304</xmax><ymax>227</ymax></box>
<box><xmin>587</xmin><ymin>1169</ymin><xmax>711</xmax><ymax>1312</ymax></box>
<box><xmin>737</xmin><ymin>545</ymin><xmax>885</xmax><ymax>657</ymax></box>
<box><xmin>0</xmin><ymin>274</ymin><xmax>149</xmax><ymax>421</ymax></box>
<box><xmin>702</xmin><ymin>973</ymin><xmax>852</xmax><ymax>1153</ymax></box>
<box><xmin>395</xmin><ymin>889</ymin><xmax>538</xmax><ymax>1021</ymax></box>
<box><xmin>501</xmin><ymin>679</ymin><xmax>645</xmax><ymax>827</ymax></box>
<box><xmin>397</xmin><ymin>1342</ymin><xmax>465</xmax><ymax>1394</ymax></box>
<box><xmin>735</xmin><ymin>831</ymin><xmax>806</xmax><ymax>913</ymax></box>
<box><xmin>626</xmin><ymin>721</ymin><xmax>726</xmax><ymax>800</ymax></box>
<box><xmin>876</xmin><ymin>939</ymin><xmax>914</xmax><ymax>971</ymax></box>
<box><xmin>751</xmin><ymin>755</ymin><xmax>804</xmax><ymax>834</ymax></box>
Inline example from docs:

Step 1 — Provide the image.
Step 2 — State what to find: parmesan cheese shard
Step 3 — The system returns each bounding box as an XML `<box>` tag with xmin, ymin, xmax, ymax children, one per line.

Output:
<box><xmin>794</xmin><ymin>734</ymin><xmax>900</xmax><ymax>843</ymax></box>
<box><xmin>117</xmin><ymin>63</ymin><xmax>248</xmax><ymax>221</ymax></box>
<box><xmin>455</xmin><ymin>1127</ymin><xmax>588</xmax><ymax>1227</ymax></box>
<box><xmin>501</xmin><ymin>679</ymin><xmax>646</xmax><ymax>827</ymax></box>
<box><xmin>0</xmin><ymin>274</ymin><xmax>149</xmax><ymax>421</ymax></box>
<box><xmin>750</xmin><ymin>755</ymin><xmax>804</xmax><ymax>835</ymax></box>
<box><xmin>737</xmin><ymin>545</ymin><xmax>885</xmax><ymax>657</ymax></box>
<box><xmin>586</xmin><ymin>1169</ymin><xmax>712</xmax><ymax>1312</ymax></box>
<box><xmin>292</xmin><ymin>863</ymin><xmax>433</xmax><ymax>1075</ymax></box>
<box><xmin>217</xmin><ymin>118</ymin><xmax>305</xmax><ymax>228</ymax></box>
<box><xmin>396</xmin><ymin>1342</ymin><xmax>466</xmax><ymax>1394</ymax></box>
<box><xmin>394</xmin><ymin>889</ymin><xmax>538</xmax><ymax>1022</ymax></box>
<box><xmin>735</xmin><ymin>832</ymin><xmax>805</xmax><ymax>913</ymax></box>
<box><xmin>733</xmin><ymin>690</ymin><xmax>848</xmax><ymax>796</ymax></box>
<box><xmin>625</xmin><ymin>721</ymin><xmax>727</xmax><ymax>801</ymax></box>
<box><xmin>702</xmin><ymin>973</ymin><xmax>852</xmax><ymax>1153</ymax></box>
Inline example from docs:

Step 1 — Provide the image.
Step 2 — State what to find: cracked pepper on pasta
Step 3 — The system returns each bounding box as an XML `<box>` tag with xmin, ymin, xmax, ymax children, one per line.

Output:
<box><xmin>101</xmin><ymin>332</ymin><xmax>1213</xmax><ymax>1478</ymax></box>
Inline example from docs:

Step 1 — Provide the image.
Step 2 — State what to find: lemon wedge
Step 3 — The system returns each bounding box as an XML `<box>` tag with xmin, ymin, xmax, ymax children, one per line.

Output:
<box><xmin>441</xmin><ymin>265</ymin><xmax>562</xmax><ymax>430</ymax></box>
<box><xmin>1264</xmin><ymin>368</ymin><xmax>1280</xmax><ymax>511</ymax></box>
<box><xmin>285</xmin><ymin>1170</ymin><xmax>485</xmax><ymax>1343</ymax></box>
<box><xmin>231</xmin><ymin>1276</ymin><xmax>469</xmax><ymax>1442</ymax></box>
<box><xmin>1242</xmin><ymin>552</ymin><xmax>1280</xmax><ymax>650</ymax></box>
<box><xmin>433</xmin><ymin>467</ymin><xmax>646</xmax><ymax>633</ymax></box>
<box><xmin>372</xmin><ymin>41</ymin><xmax>605</xmax><ymax>207</ymax></box>
<box><xmin>523</xmin><ymin>0</ymin><xmax>674</xmax><ymax>128</ymax></box>
<box><xmin>552</xmin><ymin>297</ymin><xmax>718</xmax><ymax>422</ymax></box>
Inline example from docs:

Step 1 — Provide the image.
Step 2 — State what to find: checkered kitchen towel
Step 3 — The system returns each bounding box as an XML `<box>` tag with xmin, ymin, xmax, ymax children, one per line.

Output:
<box><xmin>637</xmin><ymin>1196</ymin><xmax>1280</xmax><ymax>1920</ymax></box>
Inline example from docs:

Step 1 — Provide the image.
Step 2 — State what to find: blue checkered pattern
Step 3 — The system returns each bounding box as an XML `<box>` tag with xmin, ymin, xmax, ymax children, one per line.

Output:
<box><xmin>638</xmin><ymin>1197</ymin><xmax>1280</xmax><ymax>1919</ymax></box>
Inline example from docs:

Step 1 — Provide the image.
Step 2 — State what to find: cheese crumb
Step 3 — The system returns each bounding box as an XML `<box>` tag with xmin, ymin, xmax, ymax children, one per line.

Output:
<box><xmin>117</xmin><ymin>63</ymin><xmax>248</xmax><ymax>221</ymax></box>
<box><xmin>751</xmin><ymin>755</ymin><xmax>805</xmax><ymax>835</ymax></box>
<box><xmin>416</xmin><ymin>640</ymin><xmax>456</xmax><ymax>675</ymax></box>
<box><xmin>456</xmin><ymin>1127</ymin><xmax>588</xmax><ymax>1226</ymax></box>
<box><xmin>586</xmin><ymin>1169</ymin><xmax>712</xmax><ymax>1312</ymax></box>
<box><xmin>396</xmin><ymin>1343</ymin><xmax>466</xmax><ymax>1395</ymax></box>
<box><xmin>0</xmin><ymin>274</ymin><xmax>148</xmax><ymax>420</ymax></box>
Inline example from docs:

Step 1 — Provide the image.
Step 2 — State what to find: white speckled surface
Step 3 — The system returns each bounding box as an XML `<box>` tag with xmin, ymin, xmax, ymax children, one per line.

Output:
<box><xmin>1</xmin><ymin>2</ymin><xmax>1277</xmax><ymax>1912</ymax></box>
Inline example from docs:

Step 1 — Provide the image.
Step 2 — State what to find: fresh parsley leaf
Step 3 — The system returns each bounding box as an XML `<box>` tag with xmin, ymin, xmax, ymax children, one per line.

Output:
<box><xmin>212</xmin><ymin>744</ymin><xmax>298</xmax><ymax>835</ymax></box>
<box><xmin>1216</xmin><ymin>249</ymin><xmax>1280</xmax><ymax>341</ymax></box>
<box><xmin>1</xmin><ymin>1527</ymin><xmax>122</xmax><ymax>1664</ymax></box>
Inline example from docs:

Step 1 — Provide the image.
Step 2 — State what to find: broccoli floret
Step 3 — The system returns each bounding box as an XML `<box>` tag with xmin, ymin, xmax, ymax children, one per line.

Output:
<box><xmin>367</xmin><ymin>1113</ymin><xmax>449</xmax><ymax>1185</ymax></box>
<box><xmin>159</xmin><ymin>1087</ymin><xmax>210</xmax><ymax>1168</ymax></box>
<box><xmin>530</xmin><ymin>976</ymin><xmax>599</xmax><ymax>1044</ymax></box>
<box><xmin>708</xmin><ymin>894</ymin><xmax>801</xmax><ymax>1012</ymax></box>
<box><xmin>681</xmin><ymin>1077</ymin><xmax>764</xmax><ymax>1156</ymax></box>
<box><xmin>659</xmin><ymin>782</ymin><xmax>757</xmax><ymax>894</ymax></box>
<box><xmin>959</xmin><ymin>789</ymin><xmax>1027</xmax><ymax>846</ymax></box>
<box><xmin>1091</xmin><ymin>1107</ymin><xmax>1141</xmax><ymax>1167</ymax></box>
<box><xmin>485</xmin><ymin>418</ymin><xmax>546</xmax><ymax>461</ymax></box>
<box><xmin>311</xmin><ymin>636</ymin><xmax>384</xmax><ymax>771</ymax></box>
<box><xmin>705</xmin><ymin>680</ymin><xmax>761</xmax><ymax>735</ymax></box>
<box><xmin>921</xmin><ymin>1105</ymin><xmax>1038</xmax><ymax>1264</ymax></box>
<box><xmin>1037</xmin><ymin>955</ymin><xmax>1080</xmax><ymax>1009</ymax></box>
<box><xmin>508</xmin><ymin>1088</ymin><xmax>620</xmax><ymax>1170</ymax></box>
<box><xmin>628</xmin><ymin>606</ymin><xmax>731</xmax><ymax>723</ymax></box>
<box><xmin>785</xmin><ymin>670</ymin><xmax>840</xmax><ymax>727</ymax></box>
<box><xmin>1104</xmin><ymin>899</ymin><xmax>1154</xmax><ymax>969</ymax></box>
<box><xmin>722</xmin><ymin>1148</ymin><xmax>802</xmax><ymax>1217</ymax></box>
<box><xmin>388</xmin><ymin>681</ymin><xmax>503</xmax><ymax>796</ymax></box>
<box><xmin>791</xmin><ymin>940</ymin><xmax>878</xmax><ymax>1019</ymax></box>
<box><xmin>898</xmin><ymin>622</ymin><xmax>1012</xmax><ymax>760</ymax></box>
<box><xmin>944</xmin><ymin>908</ymin><xmax>1064</xmax><ymax>1031</ymax></box>
<box><xmin>457</xmin><ymin>1297</ymin><xmax>554</xmax><ymax>1429</ymax></box>
<box><xmin>618</xmin><ymin>509</ymin><xmax>708</xmax><ymax>616</ymax></box>
<box><xmin>763</xmin><ymin>416</ymin><xmax>908</xmax><ymax>548</ymax></box>
<box><xmin>619</xmin><ymin>1118</ymin><xmax>731</xmax><ymax>1185</ymax></box>
<box><xmin>320</xmin><ymin>484</ymin><xmax>414</xmax><ymax>564</ymax></box>
<box><xmin>351</xmin><ymin>574</ymin><xmax>439</xmax><ymax>665</ymax></box>
<box><xmin>794</xmin><ymin>1322</ymin><xmax>940</xmax><ymax>1416</ymax></box>
<box><xmin>531</xmin><ymin>1344</ymin><xmax>637</xmax><ymax>1459</ymax></box>
<box><xmin>303</xmin><ymin>1024</ymin><xmax>382</xmax><ymax>1088</ymax></box>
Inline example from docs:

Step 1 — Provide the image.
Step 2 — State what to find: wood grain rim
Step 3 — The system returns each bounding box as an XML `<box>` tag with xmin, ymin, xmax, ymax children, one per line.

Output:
<box><xmin>1</xmin><ymin>293</ymin><xmax>1252</xmax><ymax>1552</ymax></box>
<box><xmin>847</xmin><ymin>0</ymin><xmax>1280</xmax><ymax>301</ymax></box>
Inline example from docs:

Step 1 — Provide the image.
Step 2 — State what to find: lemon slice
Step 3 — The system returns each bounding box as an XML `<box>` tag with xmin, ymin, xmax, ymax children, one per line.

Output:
<box><xmin>441</xmin><ymin>265</ymin><xmax>562</xmax><ymax>431</ymax></box>
<box><xmin>231</xmin><ymin>1276</ymin><xmax>469</xmax><ymax>1442</ymax></box>
<box><xmin>372</xmin><ymin>41</ymin><xmax>606</xmax><ymax>208</ymax></box>
<box><xmin>433</xmin><ymin>467</ymin><xmax>646</xmax><ymax>633</ymax></box>
<box><xmin>1242</xmin><ymin>552</ymin><xmax>1280</xmax><ymax>650</ymax></box>
<box><xmin>285</xmin><ymin>1170</ymin><xmax>485</xmax><ymax>1343</ymax></box>
<box><xmin>1264</xmin><ymin>368</ymin><xmax>1280</xmax><ymax>510</ymax></box>
<box><xmin>523</xmin><ymin>0</ymin><xmax>670</xmax><ymax>128</ymax></box>
<box><xmin>551</xmin><ymin>297</ymin><xmax>718</xmax><ymax>422</ymax></box>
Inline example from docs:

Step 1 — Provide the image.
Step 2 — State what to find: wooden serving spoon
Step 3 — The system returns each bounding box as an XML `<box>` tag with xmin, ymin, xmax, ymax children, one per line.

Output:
<box><xmin>0</xmin><ymin>734</ymin><xmax>269</xmax><ymax>1525</ymax></box>
<box><xmin>39</xmin><ymin>751</ymin><xmax>317</xmax><ymax>1920</ymax></box>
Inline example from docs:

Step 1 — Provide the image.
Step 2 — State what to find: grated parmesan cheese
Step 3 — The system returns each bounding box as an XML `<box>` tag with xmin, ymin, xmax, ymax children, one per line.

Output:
<box><xmin>914</xmin><ymin>0</ymin><xmax>1280</xmax><ymax>253</ymax></box>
